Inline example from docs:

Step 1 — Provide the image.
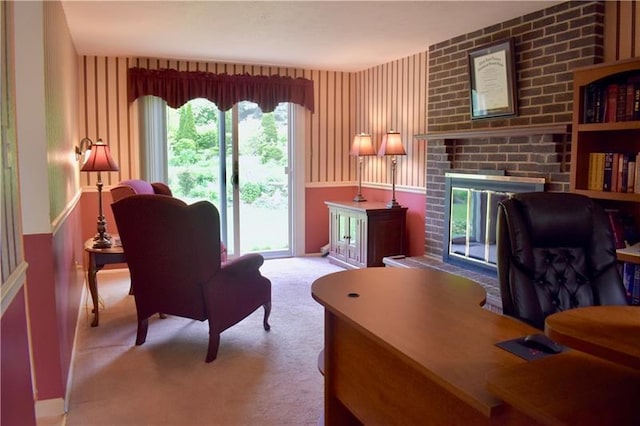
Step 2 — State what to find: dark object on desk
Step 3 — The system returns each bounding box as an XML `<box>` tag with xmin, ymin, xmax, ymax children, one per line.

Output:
<box><xmin>522</xmin><ymin>333</ymin><xmax>562</xmax><ymax>354</ymax></box>
<box><xmin>112</xmin><ymin>194</ymin><xmax>271</xmax><ymax>362</ymax></box>
<box><xmin>496</xmin><ymin>192</ymin><xmax>629</xmax><ymax>330</ymax></box>
<box><xmin>496</xmin><ymin>336</ymin><xmax>565</xmax><ymax>361</ymax></box>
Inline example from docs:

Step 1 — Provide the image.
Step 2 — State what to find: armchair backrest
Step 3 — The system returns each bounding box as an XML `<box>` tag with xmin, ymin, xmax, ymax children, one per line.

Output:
<box><xmin>496</xmin><ymin>192</ymin><xmax>628</xmax><ymax>329</ymax></box>
<box><xmin>111</xmin><ymin>179</ymin><xmax>229</xmax><ymax>263</ymax></box>
<box><xmin>111</xmin><ymin>179</ymin><xmax>172</xmax><ymax>203</ymax></box>
<box><xmin>111</xmin><ymin>194</ymin><xmax>222</xmax><ymax>321</ymax></box>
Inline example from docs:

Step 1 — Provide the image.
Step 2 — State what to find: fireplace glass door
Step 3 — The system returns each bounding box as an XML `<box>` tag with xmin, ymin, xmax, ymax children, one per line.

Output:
<box><xmin>449</xmin><ymin>188</ymin><xmax>509</xmax><ymax>267</ymax></box>
<box><xmin>443</xmin><ymin>172</ymin><xmax>545</xmax><ymax>274</ymax></box>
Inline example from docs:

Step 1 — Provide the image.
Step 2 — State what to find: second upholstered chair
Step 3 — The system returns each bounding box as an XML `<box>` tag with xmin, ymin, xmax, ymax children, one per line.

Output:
<box><xmin>496</xmin><ymin>192</ymin><xmax>628</xmax><ymax>330</ymax></box>
<box><xmin>110</xmin><ymin>179</ymin><xmax>173</xmax><ymax>201</ymax></box>
<box><xmin>112</xmin><ymin>194</ymin><xmax>271</xmax><ymax>362</ymax></box>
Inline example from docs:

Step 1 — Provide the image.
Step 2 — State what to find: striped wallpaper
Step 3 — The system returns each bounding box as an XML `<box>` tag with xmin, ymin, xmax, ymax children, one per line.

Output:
<box><xmin>605</xmin><ymin>0</ymin><xmax>640</xmax><ymax>61</ymax></box>
<box><xmin>76</xmin><ymin>1</ymin><xmax>637</xmax><ymax>195</ymax></box>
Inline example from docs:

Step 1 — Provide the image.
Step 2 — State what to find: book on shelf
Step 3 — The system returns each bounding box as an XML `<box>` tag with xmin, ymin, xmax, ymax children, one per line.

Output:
<box><xmin>634</xmin><ymin>265</ymin><xmax>640</xmax><ymax>305</ymax></box>
<box><xmin>618</xmin><ymin>154</ymin><xmax>629</xmax><ymax>192</ymax></box>
<box><xmin>627</xmin><ymin>158</ymin><xmax>636</xmax><ymax>193</ymax></box>
<box><xmin>607</xmin><ymin>209</ymin><xmax>627</xmax><ymax>249</ymax></box>
<box><xmin>635</xmin><ymin>158</ymin><xmax>640</xmax><ymax>194</ymax></box>
<box><xmin>588</xmin><ymin>152</ymin><xmax>605</xmax><ymax>191</ymax></box>
<box><xmin>603</xmin><ymin>152</ymin><xmax>614</xmax><ymax>191</ymax></box>
<box><xmin>620</xmin><ymin>256</ymin><xmax>640</xmax><ymax>305</ymax></box>
<box><xmin>605</xmin><ymin>83</ymin><xmax>618</xmax><ymax>123</ymax></box>
<box><xmin>622</xmin><ymin>261</ymin><xmax>635</xmax><ymax>302</ymax></box>
<box><xmin>582</xmin><ymin>74</ymin><xmax>640</xmax><ymax>123</ymax></box>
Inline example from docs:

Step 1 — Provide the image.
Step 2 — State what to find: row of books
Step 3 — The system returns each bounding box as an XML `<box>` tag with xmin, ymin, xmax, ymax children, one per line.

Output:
<box><xmin>621</xmin><ymin>261</ymin><xmax>640</xmax><ymax>305</ymax></box>
<box><xmin>583</xmin><ymin>74</ymin><xmax>640</xmax><ymax>123</ymax></box>
<box><xmin>588</xmin><ymin>152</ymin><xmax>640</xmax><ymax>193</ymax></box>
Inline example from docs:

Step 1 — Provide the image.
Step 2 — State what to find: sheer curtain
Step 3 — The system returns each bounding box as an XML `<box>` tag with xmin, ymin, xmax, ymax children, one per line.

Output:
<box><xmin>138</xmin><ymin>95</ymin><xmax>168</xmax><ymax>183</ymax></box>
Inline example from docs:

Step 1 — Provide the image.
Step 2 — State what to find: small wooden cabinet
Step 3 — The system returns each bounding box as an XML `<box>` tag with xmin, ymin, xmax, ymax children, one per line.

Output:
<box><xmin>325</xmin><ymin>201</ymin><xmax>406</xmax><ymax>269</ymax></box>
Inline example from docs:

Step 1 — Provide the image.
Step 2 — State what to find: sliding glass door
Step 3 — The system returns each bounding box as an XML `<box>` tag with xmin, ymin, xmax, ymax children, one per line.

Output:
<box><xmin>166</xmin><ymin>99</ymin><xmax>291</xmax><ymax>258</ymax></box>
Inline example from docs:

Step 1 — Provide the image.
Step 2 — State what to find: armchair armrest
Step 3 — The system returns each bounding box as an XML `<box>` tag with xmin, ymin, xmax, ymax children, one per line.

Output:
<box><xmin>151</xmin><ymin>182</ymin><xmax>172</xmax><ymax>196</ymax></box>
<box><xmin>220</xmin><ymin>253</ymin><xmax>265</xmax><ymax>277</ymax></box>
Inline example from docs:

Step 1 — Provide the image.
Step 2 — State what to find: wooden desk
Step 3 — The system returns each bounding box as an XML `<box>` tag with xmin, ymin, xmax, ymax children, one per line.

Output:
<box><xmin>84</xmin><ymin>238</ymin><xmax>126</xmax><ymax>327</ymax></box>
<box><xmin>487</xmin><ymin>351</ymin><xmax>640</xmax><ymax>425</ymax></box>
<box><xmin>545</xmin><ymin>305</ymin><xmax>640</xmax><ymax>370</ymax></box>
<box><xmin>311</xmin><ymin>267</ymin><xmax>539</xmax><ymax>425</ymax></box>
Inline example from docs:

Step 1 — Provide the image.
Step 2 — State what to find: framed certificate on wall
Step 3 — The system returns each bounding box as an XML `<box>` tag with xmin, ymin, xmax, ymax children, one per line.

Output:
<box><xmin>468</xmin><ymin>39</ymin><xmax>517</xmax><ymax>120</ymax></box>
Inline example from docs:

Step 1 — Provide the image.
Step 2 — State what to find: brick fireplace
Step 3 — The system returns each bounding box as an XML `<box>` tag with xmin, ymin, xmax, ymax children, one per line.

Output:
<box><xmin>423</xmin><ymin>125</ymin><xmax>570</xmax><ymax>261</ymax></box>
<box><xmin>422</xmin><ymin>1</ymin><xmax>603</xmax><ymax>262</ymax></box>
<box><xmin>384</xmin><ymin>1</ymin><xmax>605</xmax><ymax>312</ymax></box>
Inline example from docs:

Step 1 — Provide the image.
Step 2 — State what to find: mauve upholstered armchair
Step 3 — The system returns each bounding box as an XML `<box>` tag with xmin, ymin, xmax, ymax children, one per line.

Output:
<box><xmin>111</xmin><ymin>179</ymin><xmax>227</xmax><ymax>262</ymax></box>
<box><xmin>112</xmin><ymin>194</ymin><xmax>271</xmax><ymax>362</ymax></box>
<box><xmin>496</xmin><ymin>192</ymin><xmax>628</xmax><ymax>330</ymax></box>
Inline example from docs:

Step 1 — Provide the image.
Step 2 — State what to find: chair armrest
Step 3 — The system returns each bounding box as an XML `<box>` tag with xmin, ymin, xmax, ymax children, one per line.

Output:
<box><xmin>221</xmin><ymin>253</ymin><xmax>265</xmax><ymax>276</ymax></box>
<box><xmin>110</xmin><ymin>185</ymin><xmax>136</xmax><ymax>203</ymax></box>
<box><xmin>151</xmin><ymin>182</ymin><xmax>173</xmax><ymax>196</ymax></box>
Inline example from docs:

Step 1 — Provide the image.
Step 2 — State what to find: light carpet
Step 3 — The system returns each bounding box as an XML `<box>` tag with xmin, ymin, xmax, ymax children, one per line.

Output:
<box><xmin>65</xmin><ymin>256</ymin><xmax>345</xmax><ymax>426</ymax></box>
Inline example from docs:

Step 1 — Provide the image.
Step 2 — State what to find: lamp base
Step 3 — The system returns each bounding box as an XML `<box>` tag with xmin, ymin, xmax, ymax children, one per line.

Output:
<box><xmin>386</xmin><ymin>200</ymin><xmax>402</xmax><ymax>209</ymax></box>
<box><xmin>92</xmin><ymin>233</ymin><xmax>113</xmax><ymax>249</ymax></box>
<box><xmin>353</xmin><ymin>193</ymin><xmax>367</xmax><ymax>202</ymax></box>
<box><xmin>92</xmin><ymin>238</ymin><xmax>112</xmax><ymax>249</ymax></box>
<box><xmin>93</xmin><ymin>232</ymin><xmax>112</xmax><ymax>241</ymax></box>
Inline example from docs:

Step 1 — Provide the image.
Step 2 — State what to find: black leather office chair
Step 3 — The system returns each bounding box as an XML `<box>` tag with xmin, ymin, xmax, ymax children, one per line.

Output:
<box><xmin>496</xmin><ymin>192</ymin><xmax>629</xmax><ymax>330</ymax></box>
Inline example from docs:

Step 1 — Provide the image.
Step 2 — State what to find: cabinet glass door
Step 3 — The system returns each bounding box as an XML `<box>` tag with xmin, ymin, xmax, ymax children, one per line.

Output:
<box><xmin>336</xmin><ymin>214</ymin><xmax>349</xmax><ymax>258</ymax></box>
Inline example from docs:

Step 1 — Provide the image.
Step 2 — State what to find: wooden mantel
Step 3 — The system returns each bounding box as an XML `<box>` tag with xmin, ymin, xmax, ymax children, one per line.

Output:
<box><xmin>415</xmin><ymin>124</ymin><xmax>570</xmax><ymax>140</ymax></box>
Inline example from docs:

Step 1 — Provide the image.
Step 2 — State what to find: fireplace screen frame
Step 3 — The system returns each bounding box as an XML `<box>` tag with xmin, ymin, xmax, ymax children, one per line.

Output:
<box><xmin>443</xmin><ymin>173</ymin><xmax>545</xmax><ymax>274</ymax></box>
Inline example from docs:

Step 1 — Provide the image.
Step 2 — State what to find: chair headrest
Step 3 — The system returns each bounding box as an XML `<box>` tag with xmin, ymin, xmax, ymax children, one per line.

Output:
<box><xmin>510</xmin><ymin>192</ymin><xmax>595</xmax><ymax>247</ymax></box>
<box><xmin>118</xmin><ymin>179</ymin><xmax>155</xmax><ymax>195</ymax></box>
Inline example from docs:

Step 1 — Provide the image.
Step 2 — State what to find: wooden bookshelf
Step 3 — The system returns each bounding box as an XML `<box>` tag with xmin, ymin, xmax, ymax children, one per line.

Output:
<box><xmin>570</xmin><ymin>58</ymin><xmax>640</xmax><ymax>268</ymax></box>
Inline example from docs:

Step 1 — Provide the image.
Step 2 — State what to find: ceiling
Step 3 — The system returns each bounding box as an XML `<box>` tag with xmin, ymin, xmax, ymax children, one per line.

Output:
<box><xmin>61</xmin><ymin>1</ymin><xmax>562</xmax><ymax>72</ymax></box>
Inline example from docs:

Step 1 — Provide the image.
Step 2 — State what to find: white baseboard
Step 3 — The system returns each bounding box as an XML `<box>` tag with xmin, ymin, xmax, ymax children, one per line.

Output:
<box><xmin>35</xmin><ymin>397</ymin><xmax>65</xmax><ymax>418</ymax></box>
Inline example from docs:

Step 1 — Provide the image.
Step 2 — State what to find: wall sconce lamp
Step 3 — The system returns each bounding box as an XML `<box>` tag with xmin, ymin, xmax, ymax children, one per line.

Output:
<box><xmin>377</xmin><ymin>130</ymin><xmax>406</xmax><ymax>208</ymax></box>
<box><xmin>78</xmin><ymin>138</ymin><xmax>119</xmax><ymax>248</ymax></box>
<box><xmin>350</xmin><ymin>133</ymin><xmax>376</xmax><ymax>202</ymax></box>
<box><xmin>75</xmin><ymin>137</ymin><xmax>93</xmax><ymax>160</ymax></box>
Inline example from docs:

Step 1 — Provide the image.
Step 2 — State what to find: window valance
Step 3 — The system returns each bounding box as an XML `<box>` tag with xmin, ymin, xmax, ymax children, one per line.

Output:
<box><xmin>127</xmin><ymin>67</ymin><xmax>314</xmax><ymax>113</ymax></box>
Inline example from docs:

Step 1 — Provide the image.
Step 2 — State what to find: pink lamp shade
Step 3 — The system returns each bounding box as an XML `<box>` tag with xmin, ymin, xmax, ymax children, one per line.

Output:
<box><xmin>378</xmin><ymin>131</ymin><xmax>405</xmax><ymax>208</ymax></box>
<box><xmin>377</xmin><ymin>131</ymin><xmax>406</xmax><ymax>157</ymax></box>
<box><xmin>81</xmin><ymin>139</ymin><xmax>119</xmax><ymax>172</ymax></box>
<box><xmin>350</xmin><ymin>133</ymin><xmax>376</xmax><ymax>156</ymax></box>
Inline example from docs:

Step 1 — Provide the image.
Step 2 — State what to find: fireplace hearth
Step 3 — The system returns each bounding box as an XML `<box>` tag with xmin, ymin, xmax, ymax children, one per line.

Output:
<box><xmin>443</xmin><ymin>172</ymin><xmax>545</xmax><ymax>274</ymax></box>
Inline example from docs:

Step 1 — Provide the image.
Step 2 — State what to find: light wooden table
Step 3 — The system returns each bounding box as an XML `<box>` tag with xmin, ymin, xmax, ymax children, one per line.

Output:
<box><xmin>487</xmin><ymin>350</ymin><xmax>640</xmax><ymax>425</ymax></box>
<box><xmin>545</xmin><ymin>305</ymin><xmax>640</xmax><ymax>370</ymax></box>
<box><xmin>311</xmin><ymin>267</ymin><xmax>539</xmax><ymax>425</ymax></box>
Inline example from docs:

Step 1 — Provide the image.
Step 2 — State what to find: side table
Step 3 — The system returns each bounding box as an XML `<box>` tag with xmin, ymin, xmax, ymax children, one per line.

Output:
<box><xmin>84</xmin><ymin>237</ymin><xmax>126</xmax><ymax>326</ymax></box>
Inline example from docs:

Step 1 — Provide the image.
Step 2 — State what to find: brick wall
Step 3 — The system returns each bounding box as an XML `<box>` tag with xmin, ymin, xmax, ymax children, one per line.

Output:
<box><xmin>424</xmin><ymin>1</ymin><xmax>605</xmax><ymax>259</ymax></box>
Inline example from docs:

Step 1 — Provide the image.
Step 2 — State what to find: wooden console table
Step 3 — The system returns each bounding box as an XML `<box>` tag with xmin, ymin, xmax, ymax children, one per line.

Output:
<box><xmin>84</xmin><ymin>237</ymin><xmax>126</xmax><ymax>327</ymax></box>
